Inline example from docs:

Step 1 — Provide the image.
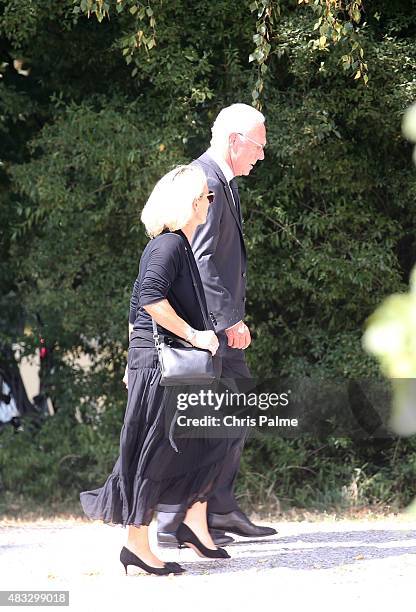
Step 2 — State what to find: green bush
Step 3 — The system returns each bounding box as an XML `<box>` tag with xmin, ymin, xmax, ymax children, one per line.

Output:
<box><xmin>2</xmin><ymin>0</ymin><xmax>416</xmax><ymax>511</ymax></box>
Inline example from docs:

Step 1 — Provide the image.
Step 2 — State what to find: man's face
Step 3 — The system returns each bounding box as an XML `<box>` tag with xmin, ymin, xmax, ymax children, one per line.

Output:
<box><xmin>229</xmin><ymin>122</ymin><xmax>267</xmax><ymax>176</ymax></box>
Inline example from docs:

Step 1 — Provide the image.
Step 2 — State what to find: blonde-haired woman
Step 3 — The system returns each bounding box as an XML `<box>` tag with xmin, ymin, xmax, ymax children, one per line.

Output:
<box><xmin>80</xmin><ymin>165</ymin><xmax>231</xmax><ymax>576</ymax></box>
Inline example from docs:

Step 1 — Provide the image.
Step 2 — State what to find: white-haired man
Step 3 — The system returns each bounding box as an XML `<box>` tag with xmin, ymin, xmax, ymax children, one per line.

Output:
<box><xmin>157</xmin><ymin>103</ymin><xmax>277</xmax><ymax>547</ymax></box>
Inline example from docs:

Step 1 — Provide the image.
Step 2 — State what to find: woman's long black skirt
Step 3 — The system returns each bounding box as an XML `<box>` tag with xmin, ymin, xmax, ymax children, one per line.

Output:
<box><xmin>79</xmin><ymin>346</ymin><xmax>230</xmax><ymax>527</ymax></box>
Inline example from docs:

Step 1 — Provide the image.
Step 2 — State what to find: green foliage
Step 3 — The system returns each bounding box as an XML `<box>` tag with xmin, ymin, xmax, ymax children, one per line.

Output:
<box><xmin>244</xmin><ymin>7</ymin><xmax>416</xmax><ymax>378</ymax></box>
<box><xmin>2</xmin><ymin>0</ymin><xmax>416</xmax><ymax>510</ymax></box>
<box><xmin>0</xmin><ymin>396</ymin><xmax>123</xmax><ymax>501</ymax></box>
<box><xmin>298</xmin><ymin>0</ymin><xmax>368</xmax><ymax>83</ymax></box>
<box><xmin>238</xmin><ymin>435</ymin><xmax>416</xmax><ymax>510</ymax></box>
<box><xmin>11</xmin><ymin>99</ymin><xmax>184</xmax><ymax>343</ymax></box>
<box><xmin>249</xmin><ymin>0</ymin><xmax>278</xmax><ymax>107</ymax></box>
<box><xmin>363</xmin><ymin>86</ymin><xmax>416</xmax><ymax>450</ymax></box>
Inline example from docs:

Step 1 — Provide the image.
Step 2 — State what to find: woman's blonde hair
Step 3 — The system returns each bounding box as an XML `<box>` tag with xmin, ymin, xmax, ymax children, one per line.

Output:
<box><xmin>141</xmin><ymin>164</ymin><xmax>207</xmax><ymax>238</ymax></box>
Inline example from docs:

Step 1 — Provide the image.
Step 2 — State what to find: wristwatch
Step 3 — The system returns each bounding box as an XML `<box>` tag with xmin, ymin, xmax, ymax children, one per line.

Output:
<box><xmin>185</xmin><ymin>326</ymin><xmax>197</xmax><ymax>344</ymax></box>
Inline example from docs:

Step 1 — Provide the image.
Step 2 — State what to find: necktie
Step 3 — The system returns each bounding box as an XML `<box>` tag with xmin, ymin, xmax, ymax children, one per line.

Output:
<box><xmin>229</xmin><ymin>178</ymin><xmax>242</xmax><ymax>226</ymax></box>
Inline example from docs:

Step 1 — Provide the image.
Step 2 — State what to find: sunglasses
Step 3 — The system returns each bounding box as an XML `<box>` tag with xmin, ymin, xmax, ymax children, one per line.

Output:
<box><xmin>237</xmin><ymin>132</ymin><xmax>266</xmax><ymax>150</ymax></box>
<box><xmin>198</xmin><ymin>191</ymin><xmax>215</xmax><ymax>203</ymax></box>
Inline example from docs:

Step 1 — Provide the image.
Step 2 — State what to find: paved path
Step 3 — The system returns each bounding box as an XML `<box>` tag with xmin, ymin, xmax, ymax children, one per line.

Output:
<box><xmin>1</xmin><ymin>515</ymin><xmax>415</xmax><ymax>610</ymax></box>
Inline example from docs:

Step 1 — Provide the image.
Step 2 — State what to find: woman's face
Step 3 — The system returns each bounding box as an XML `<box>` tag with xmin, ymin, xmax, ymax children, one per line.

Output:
<box><xmin>194</xmin><ymin>182</ymin><xmax>213</xmax><ymax>225</ymax></box>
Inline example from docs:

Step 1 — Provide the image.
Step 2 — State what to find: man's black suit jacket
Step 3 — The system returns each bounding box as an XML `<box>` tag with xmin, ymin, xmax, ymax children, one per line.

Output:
<box><xmin>191</xmin><ymin>152</ymin><xmax>247</xmax><ymax>352</ymax></box>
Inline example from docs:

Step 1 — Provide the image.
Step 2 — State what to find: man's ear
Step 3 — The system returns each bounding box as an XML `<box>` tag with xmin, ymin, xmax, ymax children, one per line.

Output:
<box><xmin>229</xmin><ymin>132</ymin><xmax>237</xmax><ymax>148</ymax></box>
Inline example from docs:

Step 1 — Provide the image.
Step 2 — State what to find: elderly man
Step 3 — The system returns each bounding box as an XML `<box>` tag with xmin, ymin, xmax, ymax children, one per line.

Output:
<box><xmin>157</xmin><ymin>103</ymin><xmax>277</xmax><ymax>547</ymax></box>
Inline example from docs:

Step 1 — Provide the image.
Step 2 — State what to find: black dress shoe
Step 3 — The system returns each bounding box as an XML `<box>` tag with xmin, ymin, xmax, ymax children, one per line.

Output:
<box><xmin>208</xmin><ymin>510</ymin><xmax>277</xmax><ymax>538</ymax></box>
<box><xmin>158</xmin><ymin>529</ymin><xmax>234</xmax><ymax>548</ymax></box>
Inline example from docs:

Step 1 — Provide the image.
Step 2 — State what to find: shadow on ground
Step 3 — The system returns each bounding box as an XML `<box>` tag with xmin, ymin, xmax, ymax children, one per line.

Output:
<box><xmin>175</xmin><ymin>529</ymin><xmax>416</xmax><ymax>575</ymax></box>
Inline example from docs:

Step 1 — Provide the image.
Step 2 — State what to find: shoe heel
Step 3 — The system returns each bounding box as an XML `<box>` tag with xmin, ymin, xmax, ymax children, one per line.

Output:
<box><xmin>121</xmin><ymin>561</ymin><xmax>128</xmax><ymax>575</ymax></box>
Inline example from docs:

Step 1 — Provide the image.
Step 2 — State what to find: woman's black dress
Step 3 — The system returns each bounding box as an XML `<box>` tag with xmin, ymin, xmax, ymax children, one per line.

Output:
<box><xmin>79</xmin><ymin>230</ymin><xmax>230</xmax><ymax>527</ymax></box>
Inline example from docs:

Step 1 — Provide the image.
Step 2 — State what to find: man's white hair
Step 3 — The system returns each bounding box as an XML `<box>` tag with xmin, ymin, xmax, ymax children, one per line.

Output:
<box><xmin>141</xmin><ymin>164</ymin><xmax>206</xmax><ymax>238</ymax></box>
<box><xmin>210</xmin><ymin>103</ymin><xmax>265</xmax><ymax>149</ymax></box>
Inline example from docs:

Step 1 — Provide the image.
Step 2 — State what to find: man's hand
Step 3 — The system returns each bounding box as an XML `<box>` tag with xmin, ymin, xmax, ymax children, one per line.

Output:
<box><xmin>225</xmin><ymin>321</ymin><xmax>251</xmax><ymax>349</ymax></box>
<box><xmin>123</xmin><ymin>364</ymin><xmax>128</xmax><ymax>390</ymax></box>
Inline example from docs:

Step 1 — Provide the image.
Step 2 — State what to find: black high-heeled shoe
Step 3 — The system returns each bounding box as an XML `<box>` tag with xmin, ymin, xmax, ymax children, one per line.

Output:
<box><xmin>175</xmin><ymin>523</ymin><xmax>231</xmax><ymax>559</ymax></box>
<box><xmin>120</xmin><ymin>546</ymin><xmax>186</xmax><ymax>576</ymax></box>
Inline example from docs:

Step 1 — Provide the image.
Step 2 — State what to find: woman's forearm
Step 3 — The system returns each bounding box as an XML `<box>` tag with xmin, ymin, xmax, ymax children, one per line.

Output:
<box><xmin>143</xmin><ymin>299</ymin><xmax>195</xmax><ymax>340</ymax></box>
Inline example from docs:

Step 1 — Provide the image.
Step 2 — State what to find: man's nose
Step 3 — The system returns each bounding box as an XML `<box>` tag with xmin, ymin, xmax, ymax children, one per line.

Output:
<box><xmin>258</xmin><ymin>147</ymin><xmax>265</xmax><ymax>161</ymax></box>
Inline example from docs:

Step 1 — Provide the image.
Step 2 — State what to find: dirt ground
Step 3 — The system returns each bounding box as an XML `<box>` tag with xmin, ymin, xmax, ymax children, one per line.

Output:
<box><xmin>1</xmin><ymin>510</ymin><xmax>415</xmax><ymax>611</ymax></box>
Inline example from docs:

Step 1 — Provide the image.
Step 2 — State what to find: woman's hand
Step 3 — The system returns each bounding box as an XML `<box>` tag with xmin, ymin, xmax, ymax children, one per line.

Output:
<box><xmin>191</xmin><ymin>330</ymin><xmax>219</xmax><ymax>356</ymax></box>
<box><xmin>144</xmin><ymin>300</ymin><xmax>219</xmax><ymax>355</ymax></box>
<box><xmin>122</xmin><ymin>364</ymin><xmax>128</xmax><ymax>389</ymax></box>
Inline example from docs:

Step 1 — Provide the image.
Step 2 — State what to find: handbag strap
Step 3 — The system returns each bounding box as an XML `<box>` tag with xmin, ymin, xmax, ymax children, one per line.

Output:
<box><xmin>181</xmin><ymin>241</ymin><xmax>211</xmax><ymax>331</ymax></box>
<box><xmin>152</xmin><ymin>233</ymin><xmax>211</xmax><ymax>347</ymax></box>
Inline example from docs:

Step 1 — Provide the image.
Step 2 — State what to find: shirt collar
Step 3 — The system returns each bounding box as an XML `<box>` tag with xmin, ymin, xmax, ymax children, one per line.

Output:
<box><xmin>206</xmin><ymin>146</ymin><xmax>234</xmax><ymax>183</ymax></box>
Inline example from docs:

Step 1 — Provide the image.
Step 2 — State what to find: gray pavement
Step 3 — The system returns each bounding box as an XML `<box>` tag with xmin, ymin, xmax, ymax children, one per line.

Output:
<box><xmin>1</xmin><ymin>516</ymin><xmax>415</xmax><ymax>611</ymax></box>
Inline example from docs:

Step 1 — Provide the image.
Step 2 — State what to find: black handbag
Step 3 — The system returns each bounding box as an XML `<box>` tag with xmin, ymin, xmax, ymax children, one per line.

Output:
<box><xmin>152</xmin><ymin>239</ymin><xmax>220</xmax><ymax>386</ymax></box>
